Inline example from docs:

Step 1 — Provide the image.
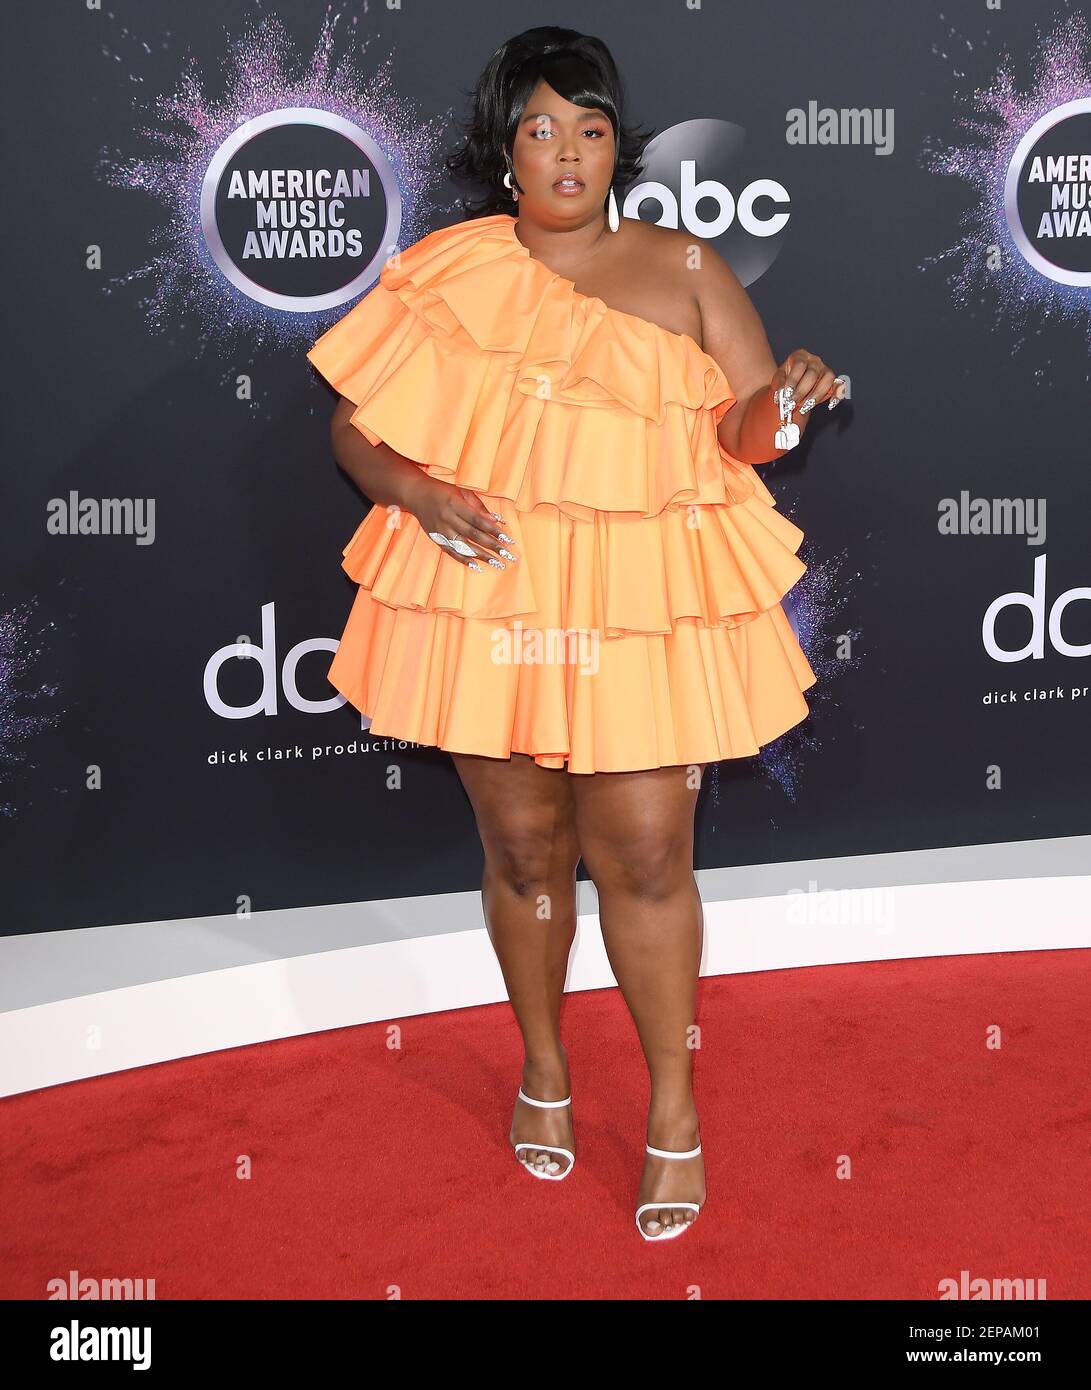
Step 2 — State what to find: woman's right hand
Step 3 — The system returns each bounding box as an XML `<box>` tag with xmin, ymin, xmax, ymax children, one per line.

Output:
<box><xmin>405</xmin><ymin>475</ymin><xmax>517</xmax><ymax>569</ymax></box>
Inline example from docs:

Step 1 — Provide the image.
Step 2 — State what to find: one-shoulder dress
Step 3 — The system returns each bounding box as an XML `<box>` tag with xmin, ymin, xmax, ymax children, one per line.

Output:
<box><xmin>306</xmin><ymin>212</ymin><xmax>816</xmax><ymax>773</ymax></box>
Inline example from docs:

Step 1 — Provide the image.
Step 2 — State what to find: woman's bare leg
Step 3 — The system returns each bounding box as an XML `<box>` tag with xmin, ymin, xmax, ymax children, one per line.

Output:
<box><xmin>451</xmin><ymin>750</ymin><xmax>581</xmax><ymax>1174</ymax></box>
<box><xmin>572</xmin><ymin>762</ymin><xmax>706</xmax><ymax>1234</ymax></box>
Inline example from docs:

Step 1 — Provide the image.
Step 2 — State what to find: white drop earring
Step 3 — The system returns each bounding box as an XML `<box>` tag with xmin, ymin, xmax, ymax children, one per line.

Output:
<box><xmin>502</xmin><ymin>168</ymin><xmax>518</xmax><ymax>201</ymax></box>
<box><xmin>606</xmin><ymin>186</ymin><xmax>619</xmax><ymax>232</ymax></box>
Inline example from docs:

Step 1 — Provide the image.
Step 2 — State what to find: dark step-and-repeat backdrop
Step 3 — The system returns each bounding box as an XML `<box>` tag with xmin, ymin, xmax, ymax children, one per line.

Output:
<box><xmin>4</xmin><ymin>1</ymin><xmax>1089</xmax><ymax>935</ymax></box>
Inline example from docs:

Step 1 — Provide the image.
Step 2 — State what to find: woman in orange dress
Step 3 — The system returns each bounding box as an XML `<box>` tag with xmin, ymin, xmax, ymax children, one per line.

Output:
<box><xmin>307</xmin><ymin>26</ymin><xmax>844</xmax><ymax>1242</ymax></box>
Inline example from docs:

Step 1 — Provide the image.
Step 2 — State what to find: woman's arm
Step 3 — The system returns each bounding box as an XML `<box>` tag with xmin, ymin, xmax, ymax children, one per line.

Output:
<box><xmin>694</xmin><ymin>247</ymin><xmax>836</xmax><ymax>466</ymax></box>
<box><xmin>327</xmin><ymin>395</ymin><xmax>514</xmax><ymax>568</ymax></box>
<box><xmin>329</xmin><ymin>394</ymin><xmax>429</xmax><ymax>513</ymax></box>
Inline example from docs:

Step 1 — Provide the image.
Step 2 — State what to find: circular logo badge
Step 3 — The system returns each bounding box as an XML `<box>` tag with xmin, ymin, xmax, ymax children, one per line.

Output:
<box><xmin>200</xmin><ymin>107</ymin><xmax>401</xmax><ymax>311</ymax></box>
<box><xmin>624</xmin><ymin>118</ymin><xmax>790</xmax><ymax>286</ymax></box>
<box><xmin>1005</xmin><ymin>97</ymin><xmax>1091</xmax><ymax>286</ymax></box>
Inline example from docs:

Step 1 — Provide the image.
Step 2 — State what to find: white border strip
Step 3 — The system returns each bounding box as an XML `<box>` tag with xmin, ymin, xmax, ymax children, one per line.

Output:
<box><xmin>2</xmin><ymin>875</ymin><xmax>1087</xmax><ymax>1098</ymax></box>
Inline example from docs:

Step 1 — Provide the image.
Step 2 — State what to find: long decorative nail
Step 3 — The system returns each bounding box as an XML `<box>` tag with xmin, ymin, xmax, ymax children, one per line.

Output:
<box><xmin>487</xmin><ymin>557</ymin><xmax>505</xmax><ymax>569</ymax></box>
<box><xmin>497</xmin><ymin>532</ymin><xmax>515</xmax><ymax>544</ymax></box>
<box><xmin>799</xmin><ymin>397</ymin><xmax>816</xmax><ymax>415</ymax></box>
<box><xmin>468</xmin><ymin>561</ymin><xmax>482</xmax><ymax>571</ymax></box>
<box><xmin>498</xmin><ymin>548</ymin><xmax>517</xmax><ymax>561</ymax></box>
<box><xmin>828</xmin><ymin>397</ymin><xmax>842</xmax><ymax>411</ymax></box>
<box><xmin>490</xmin><ymin>513</ymin><xmax>505</xmax><ymax>523</ymax></box>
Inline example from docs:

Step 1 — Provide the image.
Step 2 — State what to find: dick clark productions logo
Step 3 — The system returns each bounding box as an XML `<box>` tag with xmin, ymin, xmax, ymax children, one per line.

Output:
<box><xmin>199</xmin><ymin>107</ymin><xmax>401</xmax><ymax>312</ymax></box>
<box><xmin>1005</xmin><ymin>96</ymin><xmax>1091</xmax><ymax>286</ymax></box>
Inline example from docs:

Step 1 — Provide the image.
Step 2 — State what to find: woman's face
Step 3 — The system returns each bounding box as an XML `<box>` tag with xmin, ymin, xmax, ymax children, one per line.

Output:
<box><xmin>508</xmin><ymin>79</ymin><xmax>616</xmax><ymax>222</ymax></box>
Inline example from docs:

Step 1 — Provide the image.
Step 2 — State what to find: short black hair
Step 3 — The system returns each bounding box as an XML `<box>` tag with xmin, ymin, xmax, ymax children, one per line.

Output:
<box><xmin>445</xmin><ymin>26</ymin><xmax>654</xmax><ymax>219</ymax></box>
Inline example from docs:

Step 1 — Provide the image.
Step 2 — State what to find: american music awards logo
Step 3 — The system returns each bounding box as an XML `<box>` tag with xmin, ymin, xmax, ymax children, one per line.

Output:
<box><xmin>199</xmin><ymin>108</ymin><xmax>401</xmax><ymax>312</ymax></box>
<box><xmin>1004</xmin><ymin>96</ymin><xmax>1091</xmax><ymax>289</ymax></box>
<box><xmin>98</xmin><ymin>9</ymin><xmax>444</xmax><ymax>333</ymax></box>
<box><xmin>920</xmin><ymin>9</ymin><xmax>1091</xmax><ymax>340</ymax></box>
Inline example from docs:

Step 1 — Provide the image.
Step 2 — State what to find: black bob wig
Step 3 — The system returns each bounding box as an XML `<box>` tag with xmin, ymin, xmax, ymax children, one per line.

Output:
<box><xmin>445</xmin><ymin>26</ymin><xmax>655</xmax><ymax>220</ymax></box>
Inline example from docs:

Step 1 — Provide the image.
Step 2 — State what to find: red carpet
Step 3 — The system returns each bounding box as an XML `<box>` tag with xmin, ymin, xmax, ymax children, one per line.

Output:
<box><xmin>2</xmin><ymin>949</ymin><xmax>1088</xmax><ymax>1299</ymax></box>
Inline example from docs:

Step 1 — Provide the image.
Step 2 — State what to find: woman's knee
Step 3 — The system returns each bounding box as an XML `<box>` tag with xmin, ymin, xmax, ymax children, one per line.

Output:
<box><xmin>482</xmin><ymin>820</ymin><xmax>580</xmax><ymax>896</ymax></box>
<box><xmin>580</xmin><ymin>831</ymin><xmax>693</xmax><ymax>900</ymax></box>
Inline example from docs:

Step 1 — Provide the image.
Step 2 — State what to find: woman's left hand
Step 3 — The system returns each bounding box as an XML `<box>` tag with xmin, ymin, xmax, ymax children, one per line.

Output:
<box><xmin>771</xmin><ymin>351</ymin><xmax>846</xmax><ymax>416</ymax></box>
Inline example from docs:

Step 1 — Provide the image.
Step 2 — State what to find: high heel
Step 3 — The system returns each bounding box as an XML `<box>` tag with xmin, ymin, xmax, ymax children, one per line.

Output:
<box><xmin>511</xmin><ymin>1088</ymin><xmax>575</xmax><ymax>1181</ymax></box>
<box><xmin>635</xmin><ymin>1141</ymin><xmax>703</xmax><ymax>1240</ymax></box>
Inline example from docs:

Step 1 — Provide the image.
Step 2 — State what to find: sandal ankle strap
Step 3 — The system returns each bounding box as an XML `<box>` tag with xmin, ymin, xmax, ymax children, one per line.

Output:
<box><xmin>645</xmin><ymin>1142</ymin><xmax>702</xmax><ymax>1160</ymax></box>
<box><xmin>518</xmin><ymin>1087</ymin><xmax>571</xmax><ymax>1109</ymax></box>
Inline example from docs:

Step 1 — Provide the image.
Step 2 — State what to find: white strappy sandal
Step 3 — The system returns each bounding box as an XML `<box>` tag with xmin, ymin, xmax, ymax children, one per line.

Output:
<box><xmin>511</xmin><ymin>1088</ymin><xmax>575</xmax><ymax>1181</ymax></box>
<box><xmin>635</xmin><ymin>1141</ymin><xmax>703</xmax><ymax>1240</ymax></box>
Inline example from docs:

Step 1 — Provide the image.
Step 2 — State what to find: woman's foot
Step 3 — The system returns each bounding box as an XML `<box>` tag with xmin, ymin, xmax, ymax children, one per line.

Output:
<box><xmin>635</xmin><ymin>1104</ymin><xmax>705</xmax><ymax>1239</ymax></box>
<box><xmin>509</xmin><ymin>1057</ymin><xmax>575</xmax><ymax>1179</ymax></box>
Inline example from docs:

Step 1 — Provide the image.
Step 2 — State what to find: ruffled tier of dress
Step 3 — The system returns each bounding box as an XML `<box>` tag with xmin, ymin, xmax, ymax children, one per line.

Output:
<box><xmin>306</xmin><ymin>213</ymin><xmax>816</xmax><ymax>772</ymax></box>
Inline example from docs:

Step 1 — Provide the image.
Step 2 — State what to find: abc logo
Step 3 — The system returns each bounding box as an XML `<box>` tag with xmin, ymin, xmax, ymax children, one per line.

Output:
<box><xmin>625</xmin><ymin>158</ymin><xmax>789</xmax><ymax>239</ymax></box>
<box><xmin>625</xmin><ymin>118</ymin><xmax>790</xmax><ymax>282</ymax></box>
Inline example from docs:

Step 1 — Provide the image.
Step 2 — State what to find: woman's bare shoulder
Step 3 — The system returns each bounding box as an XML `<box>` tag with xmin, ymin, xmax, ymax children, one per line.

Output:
<box><xmin>640</xmin><ymin>222</ymin><xmax>743</xmax><ymax>303</ymax></box>
<box><xmin>622</xmin><ymin>217</ymin><xmax>703</xmax><ymax>279</ymax></box>
<box><xmin>635</xmin><ymin>225</ymin><xmax>766</xmax><ymax>355</ymax></box>
<box><xmin>613</xmin><ymin>218</ymin><xmax>707</xmax><ymax>340</ymax></box>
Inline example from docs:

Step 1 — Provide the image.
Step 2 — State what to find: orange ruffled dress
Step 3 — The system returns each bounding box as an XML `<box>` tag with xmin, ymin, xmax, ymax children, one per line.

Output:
<box><xmin>306</xmin><ymin>212</ymin><xmax>816</xmax><ymax>773</ymax></box>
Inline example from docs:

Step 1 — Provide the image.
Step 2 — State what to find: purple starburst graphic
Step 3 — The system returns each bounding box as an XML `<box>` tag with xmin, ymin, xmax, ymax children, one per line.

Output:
<box><xmin>705</xmin><ymin>490</ymin><xmax>861</xmax><ymax>809</ymax></box>
<box><xmin>0</xmin><ymin>598</ymin><xmax>63</xmax><ymax>818</ymax></box>
<box><xmin>96</xmin><ymin>6</ymin><xmax>452</xmax><ymax>348</ymax></box>
<box><xmin>756</xmin><ymin>542</ymin><xmax>861</xmax><ymax>801</ymax></box>
<box><xmin>919</xmin><ymin>6</ymin><xmax>1091</xmax><ymax>356</ymax></box>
